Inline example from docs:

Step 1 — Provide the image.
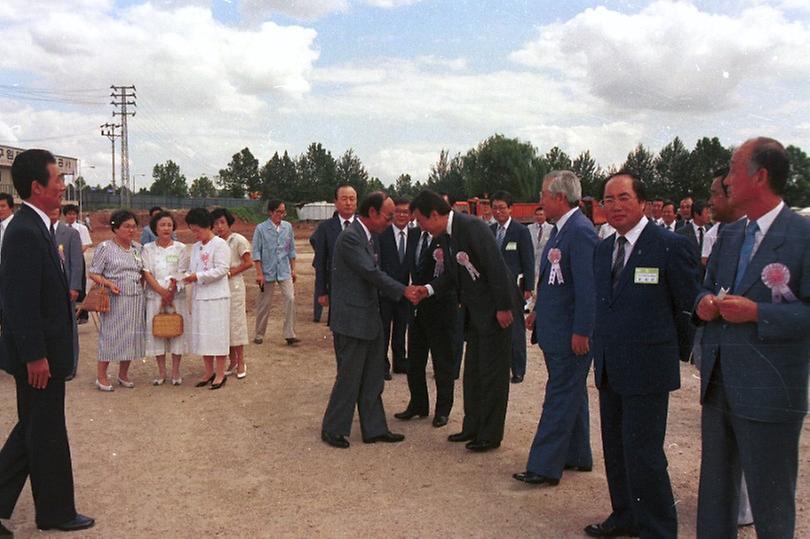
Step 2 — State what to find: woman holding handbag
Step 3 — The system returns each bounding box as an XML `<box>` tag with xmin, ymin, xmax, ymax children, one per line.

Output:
<box><xmin>88</xmin><ymin>209</ymin><xmax>146</xmax><ymax>391</ymax></box>
<box><xmin>142</xmin><ymin>211</ymin><xmax>190</xmax><ymax>386</ymax></box>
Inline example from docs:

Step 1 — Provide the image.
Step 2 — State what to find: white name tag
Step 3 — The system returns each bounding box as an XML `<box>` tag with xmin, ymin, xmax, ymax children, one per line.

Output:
<box><xmin>505</xmin><ymin>241</ymin><xmax>517</xmax><ymax>251</ymax></box>
<box><xmin>634</xmin><ymin>267</ymin><xmax>659</xmax><ymax>284</ymax></box>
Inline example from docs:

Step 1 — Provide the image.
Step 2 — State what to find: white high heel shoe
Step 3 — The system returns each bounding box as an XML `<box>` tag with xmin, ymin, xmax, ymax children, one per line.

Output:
<box><xmin>117</xmin><ymin>377</ymin><xmax>135</xmax><ymax>388</ymax></box>
<box><xmin>95</xmin><ymin>379</ymin><xmax>114</xmax><ymax>392</ymax></box>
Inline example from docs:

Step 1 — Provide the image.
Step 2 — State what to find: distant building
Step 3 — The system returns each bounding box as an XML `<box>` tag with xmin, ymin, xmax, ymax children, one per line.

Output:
<box><xmin>0</xmin><ymin>144</ymin><xmax>78</xmax><ymax>202</ymax></box>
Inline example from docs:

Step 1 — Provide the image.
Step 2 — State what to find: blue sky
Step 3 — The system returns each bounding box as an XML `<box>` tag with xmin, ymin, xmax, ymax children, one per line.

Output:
<box><xmin>1</xmin><ymin>0</ymin><xmax>808</xmax><ymax>190</ymax></box>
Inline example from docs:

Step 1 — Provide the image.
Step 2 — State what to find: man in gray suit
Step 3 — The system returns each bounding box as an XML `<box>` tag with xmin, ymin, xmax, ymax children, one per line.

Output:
<box><xmin>49</xmin><ymin>208</ymin><xmax>84</xmax><ymax>379</ymax></box>
<box><xmin>695</xmin><ymin>137</ymin><xmax>809</xmax><ymax>538</ymax></box>
<box><xmin>321</xmin><ymin>191</ymin><xmax>421</xmax><ymax>449</ymax></box>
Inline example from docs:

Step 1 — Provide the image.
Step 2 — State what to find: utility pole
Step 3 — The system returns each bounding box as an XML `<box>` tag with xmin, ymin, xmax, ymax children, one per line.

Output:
<box><xmin>110</xmin><ymin>85</ymin><xmax>136</xmax><ymax>206</ymax></box>
<box><xmin>99</xmin><ymin>122</ymin><xmax>120</xmax><ymax>203</ymax></box>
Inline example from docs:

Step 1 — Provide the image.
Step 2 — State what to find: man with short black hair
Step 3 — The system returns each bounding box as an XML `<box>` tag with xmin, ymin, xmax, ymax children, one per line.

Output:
<box><xmin>140</xmin><ymin>206</ymin><xmax>164</xmax><ymax>244</ymax></box>
<box><xmin>660</xmin><ymin>201</ymin><xmax>677</xmax><ymax>231</ymax></box>
<box><xmin>61</xmin><ymin>204</ymin><xmax>91</xmax><ymax>252</ymax></box>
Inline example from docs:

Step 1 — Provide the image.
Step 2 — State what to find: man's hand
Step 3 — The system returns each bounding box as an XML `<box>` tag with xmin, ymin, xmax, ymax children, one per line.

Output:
<box><xmin>525</xmin><ymin>311</ymin><xmax>536</xmax><ymax>330</ymax></box>
<box><xmin>696</xmin><ymin>294</ymin><xmax>720</xmax><ymax>322</ymax></box>
<box><xmin>255</xmin><ymin>274</ymin><xmax>266</xmax><ymax>287</ymax></box>
<box><xmin>496</xmin><ymin>310</ymin><xmax>514</xmax><ymax>329</ymax></box>
<box><xmin>717</xmin><ymin>295</ymin><xmax>758</xmax><ymax>324</ymax></box>
<box><xmin>27</xmin><ymin>358</ymin><xmax>51</xmax><ymax>390</ymax></box>
<box><xmin>523</xmin><ymin>290</ymin><xmax>533</xmax><ymax>301</ymax></box>
<box><xmin>404</xmin><ymin>285</ymin><xmax>428</xmax><ymax>305</ymax></box>
<box><xmin>291</xmin><ymin>270</ymin><xmax>297</xmax><ymax>283</ymax></box>
<box><xmin>318</xmin><ymin>294</ymin><xmax>329</xmax><ymax>307</ymax></box>
<box><xmin>69</xmin><ymin>290</ymin><xmax>80</xmax><ymax>302</ymax></box>
<box><xmin>571</xmin><ymin>334</ymin><xmax>590</xmax><ymax>356</ymax></box>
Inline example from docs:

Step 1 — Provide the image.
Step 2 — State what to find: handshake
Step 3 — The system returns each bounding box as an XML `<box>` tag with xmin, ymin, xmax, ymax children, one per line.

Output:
<box><xmin>404</xmin><ymin>285</ymin><xmax>429</xmax><ymax>305</ymax></box>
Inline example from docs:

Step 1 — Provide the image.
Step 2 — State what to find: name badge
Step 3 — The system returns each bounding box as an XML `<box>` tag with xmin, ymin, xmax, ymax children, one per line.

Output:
<box><xmin>166</xmin><ymin>255</ymin><xmax>179</xmax><ymax>263</ymax></box>
<box><xmin>505</xmin><ymin>241</ymin><xmax>517</xmax><ymax>251</ymax></box>
<box><xmin>634</xmin><ymin>267</ymin><xmax>659</xmax><ymax>284</ymax></box>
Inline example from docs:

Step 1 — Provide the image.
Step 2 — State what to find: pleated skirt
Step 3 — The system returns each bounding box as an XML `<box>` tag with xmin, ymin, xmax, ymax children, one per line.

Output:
<box><xmin>98</xmin><ymin>293</ymin><xmax>146</xmax><ymax>362</ymax></box>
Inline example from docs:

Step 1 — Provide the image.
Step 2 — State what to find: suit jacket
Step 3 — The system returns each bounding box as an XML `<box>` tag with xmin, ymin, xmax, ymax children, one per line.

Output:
<box><xmin>328</xmin><ymin>220</ymin><xmax>406</xmax><ymax>340</ymax></box>
<box><xmin>592</xmin><ymin>221</ymin><xmax>699</xmax><ymax>395</ymax></box>
<box><xmin>411</xmin><ymin>232</ymin><xmax>457</xmax><ymax>327</ymax></box>
<box><xmin>533</xmin><ymin>209</ymin><xmax>597</xmax><ymax>354</ymax></box>
<box><xmin>309</xmin><ymin>214</ymin><xmax>346</xmax><ymax>298</ymax></box>
<box><xmin>695</xmin><ymin>206</ymin><xmax>810</xmax><ymax>422</ymax></box>
<box><xmin>0</xmin><ymin>204</ymin><xmax>74</xmax><ymax>378</ymax></box>
<box><xmin>54</xmin><ymin>222</ymin><xmax>85</xmax><ymax>297</ymax></box>
<box><xmin>379</xmin><ymin>225</ymin><xmax>419</xmax><ymax>286</ymax></box>
<box><xmin>491</xmin><ymin>219</ymin><xmax>535</xmax><ymax>293</ymax></box>
<box><xmin>430</xmin><ymin>212</ymin><xmax>518</xmax><ymax>334</ymax></box>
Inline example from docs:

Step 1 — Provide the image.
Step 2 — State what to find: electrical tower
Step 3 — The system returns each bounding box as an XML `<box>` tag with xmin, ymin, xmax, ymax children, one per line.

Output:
<box><xmin>99</xmin><ymin>122</ymin><xmax>120</xmax><ymax>197</ymax></box>
<box><xmin>110</xmin><ymin>85</ymin><xmax>136</xmax><ymax>206</ymax></box>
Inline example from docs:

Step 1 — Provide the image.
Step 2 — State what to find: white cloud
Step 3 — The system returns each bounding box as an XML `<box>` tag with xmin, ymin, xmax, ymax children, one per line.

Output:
<box><xmin>366</xmin><ymin>145</ymin><xmax>452</xmax><ymax>182</ymax></box>
<box><xmin>240</xmin><ymin>0</ymin><xmax>423</xmax><ymax>21</ymax></box>
<box><xmin>364</xmin><ymin>0</ymin><xmax>423</xmax><ymax>8</ymax></box>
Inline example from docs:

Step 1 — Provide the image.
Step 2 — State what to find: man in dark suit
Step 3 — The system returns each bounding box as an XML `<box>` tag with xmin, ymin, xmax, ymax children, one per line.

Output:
<box><xmin>513</xmin><ymin>170</ymin><xmax>596</xmax><ymax>487</ymax></box>
<box><xmin>675</xmin><ymin>196</ymin><xmax>693</xmax><ymax>231</ymax></box>
<box><xmin>585</xmin><ymin>172</ymin><xmax>698</xmax><ymax>538</ymax></box>
<box><xmin>378</xmin><ymin>197</ymin><xmax>419</xmax><ymax>378</ymax></box>
<box><xmin>411</xmin><ymin>190</ymin><xmax>517</xmax><ymax>452</ymax></box>
<box><xmin>395</xmin><ymin>229</ymin><xmax>457</xmax><ymax>427</ymax></box>
<box><xmin>490</xmin><ymin>190</ymin><xmax>534</xmax><ymax>384</ymax></box>
<box><xmin>321</xmin><ymin>191</ymin><xmax>421</xmax><ymax>449</ymax></box>
<box><xmin>309</xmin><ymin>184</ymin><xmax>357</xmax><ymax>322</ymax></box>
<box><xmin>50</xmin><ymin>208</ymin><xmax>85</xmax><ymax>379</ymax></box>
<box><xmin>694</xmin><ymin>137</ymin><xmax>809</xmax><ymax>538</ymax></box>
<box><xmin>675</xmin><ymin>200</ymin><xmax>710</xmax><ymax>362</ymax></box>
<box><xmin>0</xmin><ymin>149</ymin><xmax>94</xmax><ymax>535</ymax></box>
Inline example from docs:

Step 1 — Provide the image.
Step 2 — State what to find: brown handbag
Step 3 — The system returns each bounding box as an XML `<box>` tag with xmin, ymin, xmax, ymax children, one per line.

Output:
<box><xmin>82</xmin><ymin>285</ymin><xmax>110</xmax><ymax>313</ymax></box>
<box><xmin>152</xmin><ymin>306</ymin><xmax>184</xmax><ymax>339</ymax></box>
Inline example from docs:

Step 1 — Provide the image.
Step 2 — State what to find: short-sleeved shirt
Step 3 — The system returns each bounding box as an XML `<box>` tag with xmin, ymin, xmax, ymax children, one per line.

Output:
<box><xmin>89</xmin><ymin>240</ymin><xmax>144</xmax><ymax>296</ymax></box>
<box><xmin>142</xmin><ymin>240</ymin><xmax>190</xmax><ymax>300</ymax></box>
<box><xmin>252</xmin><ymin>220</ymin><xmax>296</xmax><ymax>282</ymax></box>
<box><xmin>66</xmin><ymin>221</ymin><xmax>92</xmax><ymax>247</ymax></box>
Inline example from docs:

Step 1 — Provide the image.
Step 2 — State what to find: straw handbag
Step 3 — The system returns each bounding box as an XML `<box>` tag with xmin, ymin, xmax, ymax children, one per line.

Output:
<box><xmin>152</xmin><ymin>306</ymin><xmax>184</xmax><ymax>338</ymax></box>
<box><xmin>82</xmin><ymin>285</ymin><xmax>110</xmax><ymax>313</ymax></box>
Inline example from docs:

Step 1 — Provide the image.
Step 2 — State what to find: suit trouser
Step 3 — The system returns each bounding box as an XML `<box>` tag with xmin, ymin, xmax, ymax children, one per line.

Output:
<box><xmin>380</xmin><ymin>297</ymin><xmax>411</xmax><ymax>374</ymax></box>
<box><xmin>697</xmin><ymin>373</ymin><xmax>803</xmax><ymax>539</ymax></box>
<box><xmin>405</xmin><ymin>307</ymin><xmax>455</xmax><ymax>417</ymax></box>
<box><xmin>254</xmin><ymin>279</ymin><xmax>296</xmax><ymax>340</ymax></box>
<box><xmin>0</xmin><ymin>376</ymin><xmax>76</xmax><ymax>528</ymax></box>
<box><xmin>461</xmin><ymin>320</ymin><xmax>511</xmax><ymax>443</ymax></box>
<box><xmin>526</xmin><ymin>348</ymin><xmax>592</xmax><ymax>478</ymax></box>
<box><xmin>312</xmin><ymin>289</ymin><xmax>323</xmax><ymax>322</ymax></box>
<box><xmin>599</xmin><ymin>381</ymin><xmax>676</xmax><ymax>539</ymax></box>
<box><xmin>452</xmin><ymin>306</ymin><xmax>464</xmax><ymax>378</ymax></box>
<box><xmin>510</xmin><ymin>310</ymin><xmax>527</xmax><ymax>377</ymax></box>
<box><xmin>322</xmin><ymin>332</ymin><xmax>389</xmax><ymax>439</ymax></box>
<box><xmin>70</xmin><ymin>300</ymin><xmax>79</xmax><ymax>376</ymax></box>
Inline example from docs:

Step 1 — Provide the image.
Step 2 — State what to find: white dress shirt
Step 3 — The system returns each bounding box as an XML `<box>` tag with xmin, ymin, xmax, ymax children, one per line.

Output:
<box><xmin>748</xmin><ymin>200</ymin><xmax>785</xmax><ymax>257</ymax></box>
<box><xmin>612</xmin><ymin>216</ymin><xmax>649</xmax><ymax>267</ymax></box>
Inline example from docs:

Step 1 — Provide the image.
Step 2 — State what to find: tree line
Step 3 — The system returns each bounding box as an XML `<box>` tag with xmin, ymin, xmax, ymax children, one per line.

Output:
<box><xmin>134</xmin><ymin>135</ymin><xmax>810</xmax><ymax>207</ymax></box>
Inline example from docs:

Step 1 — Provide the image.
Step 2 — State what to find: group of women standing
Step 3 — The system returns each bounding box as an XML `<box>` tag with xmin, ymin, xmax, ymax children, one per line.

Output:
<box><xmin>88</xmin><ymin>207</ymin><xmax>252</xmax><ymax>391</ymax></box>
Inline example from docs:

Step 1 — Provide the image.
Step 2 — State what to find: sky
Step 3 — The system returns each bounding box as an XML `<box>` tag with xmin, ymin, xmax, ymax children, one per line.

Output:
<box><xmin>0</xmin><ymin>0</ymin><xmax>808</xmax><ymax>190</ymax></box>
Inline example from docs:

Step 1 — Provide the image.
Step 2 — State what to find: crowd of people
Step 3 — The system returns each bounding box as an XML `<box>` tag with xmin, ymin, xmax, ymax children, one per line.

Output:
<box><xmin>0</xmin><ymin>136</ymin><xmax>807</xmax><ymax>538</ymax></box>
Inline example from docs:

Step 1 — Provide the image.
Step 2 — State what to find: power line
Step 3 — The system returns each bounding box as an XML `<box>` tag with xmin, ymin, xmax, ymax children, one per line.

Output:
<box><xmin>111</xmin><ymin>85</ymin><xmax>136</xmax><ymax>206</ymax></box>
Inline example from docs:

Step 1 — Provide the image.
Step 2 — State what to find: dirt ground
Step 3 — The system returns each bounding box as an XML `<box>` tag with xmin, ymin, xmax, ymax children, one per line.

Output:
<box><xmin>0</xmin><ymin>222</ymin><xmax>807</xmax><ymax>538</ymax></box>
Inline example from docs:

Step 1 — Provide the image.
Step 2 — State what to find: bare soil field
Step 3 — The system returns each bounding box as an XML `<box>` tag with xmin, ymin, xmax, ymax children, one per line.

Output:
<box><xmin>0</xmin><ymin>221</ymin><xmax>806</xmax><ymax>538</ymax></box>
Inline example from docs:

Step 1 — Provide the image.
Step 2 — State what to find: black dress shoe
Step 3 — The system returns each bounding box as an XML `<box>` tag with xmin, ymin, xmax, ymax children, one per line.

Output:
<box><xmin>448</xmin><ymin>431</ymin><xmax>476</xmax><ymax>442</ymax></box>
<box><xmin>0</xmin><ymin>521</ymin><xmax>12</xmax><ymax>537</ymax></box>
<box><xmin>384</xmin><ymin>372</ymin><xmax>392</xmax><ymax>381</ymax></box>
<box><xmin>432</xmin><ymin>415</ymin><xmax>448</xmax><ymax>428</ymax></box>
<box><xmin>584</xmin><ymin>522</ymin><xmax>639</xmax><ymax>537</ymax></box>
<box><xmin>465</xmin><ymin>440</ymin><xmax>500</xmax><ymax>452</ymax></box>
<box><xmin>564</xmin><ymin>464</ymin><xmax>593</xmax><ymax>472</ymax></box>
<box><xmin>394</xmin><ymin>409</ymin><xmax>427</xmax><ymax>420</ymax></box>
<box><xmin>195</xmin><ymin>374</ymin><xmax>215</xmax><ymax>387</ymax></box>
<box><xmin>363</xmin><ymin>431</ymin><xmax>405</xmax><ymax>444</ymax></box>
<box><xmin>321</xmin><ymin>430</ymin><xmax>350</xmax><ymax>448</ymax></box>
<box><xmin>512</xmin><ymin>471</ymin><xmax>559</xmax><ymax>485</ymax></box>
<box><xmin>286</xmin><ymin>337</ymin><xmax>301</xmax><ymax>345</ymax></box>
<box><xmin>210</xmin><ymin>376</ymin><xmax>227</xmax><ymax>390</ymax></box>
<box><xmin>511</xmin><ymin>374</ymin><xmax>524</xmax><ymax>384</ymax></box>
<box><xmin>40</xmin><ymin>513</ymin><xmax>95</xmax><ymax>532</ymax></box>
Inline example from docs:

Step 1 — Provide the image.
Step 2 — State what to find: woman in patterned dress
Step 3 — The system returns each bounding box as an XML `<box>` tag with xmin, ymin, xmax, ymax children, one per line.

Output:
<box><xmin>142</xmin><ymin>211</ymin><xmax>190</xmax><ymax>385</ymax></box>
<box><xmin>211</xmin><ymin>208</ymin><xmax>252</xmax><ymax>379</ymax></box>
<box><xmin>182</xmin><ymin>208</ymin><xmax>231</xmax><ymax>390</ymax></box>
<box><xmin>88</xmin><ymin>209</ymin><xmax>145</xmax><ymax>391</ymax></box>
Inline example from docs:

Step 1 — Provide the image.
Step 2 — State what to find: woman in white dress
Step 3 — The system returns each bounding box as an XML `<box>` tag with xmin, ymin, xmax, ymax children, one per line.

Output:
<box><xmin>211</xmin><ymin>208</ymin><xmax>252</xmax><ymax>379</ymax></box>
<box><xmin>182</xmin><ymin>208</ymin><xmax>231</xmax><ymax>390</ymax></box>
<box><xmin>142</xmin><ymin>211</ymin><xmax>190</xmax><ymax>385</ymax></box>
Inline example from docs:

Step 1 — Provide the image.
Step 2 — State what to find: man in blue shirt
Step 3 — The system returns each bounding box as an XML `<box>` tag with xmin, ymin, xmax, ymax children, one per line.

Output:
<box><xmin>252</xmin><ymin>199</ymin><xmax>299</xmax><ymax>345</ymax></box>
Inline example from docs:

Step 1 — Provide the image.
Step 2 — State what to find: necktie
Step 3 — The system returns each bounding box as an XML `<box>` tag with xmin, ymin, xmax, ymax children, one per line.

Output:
<box><xmin>734</xmin><ymin>222</ymin><xmax>759</xmax><ymax>292</ymax></box>
<box><xmin>343</xmin><ymin>220</ymin><xmax>350</xmax><ymax>230</ymax></box>
<box><xmin>496</xmin><ymin>225</ymin><xmax>506</xmax><ymax>248</ymax></box>
<box><xmin>537</xmin><ymin>226</ymin><xmax>543</xmax><ymax>244</ymax></box>
<box><xmin>417</xmin><ymin>231</ymin><xmax>429</xmax><ymax>268</ymax></box>
<box><xmin>398</xmin><ymin>229</ymin><xmax>406</xmax><ymax>263</ymax></box>
<box><xmin>547</xmin><ymin>225</ymin><xmax>558</xmax><ymax>245</ymax></box>
<box><xmin>369</xmin><ymin>239</ymin><xmax>379</xmax><ymax>267</ymax></box>
<box><xmin>612</xmin><ymin>236</ymin><xmax>628</xmax><ymax>289</ymax></box>
<box><xmin>49</xmin><ymin>223</ymin><xmax>57</xmax><ymax>246</ymax></box>
<box><xmin>697</xmin><ymin>226</ymin><xmax>704</xmax><ymax>250</ymax></box>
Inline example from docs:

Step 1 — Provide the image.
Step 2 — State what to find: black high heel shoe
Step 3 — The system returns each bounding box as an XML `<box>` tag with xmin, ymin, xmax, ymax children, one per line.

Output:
<box><xmin>210</xmin><ymin>376</ymin><xmax>228</xmax><ymax>390</ymax></box>
<box><xmin>195</xmin><ymin>374</ymin><xmax>215</xmax><ymax>388</ymax></box>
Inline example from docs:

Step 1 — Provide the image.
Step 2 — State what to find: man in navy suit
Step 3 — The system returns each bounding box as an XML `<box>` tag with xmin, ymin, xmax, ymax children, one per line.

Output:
<box><xmin>513</xmin><ymin>170</ymin><xmax>596</xmax><ymax>487</ymax></box>
<box><xmin>378</xmin><ymin>198</ymin><xmax>419</xmax><ymax>378</ymax></box>
<box><xmin>490</xmin><ymin>191</ymin><xmax>534</xmax><ymax>384</ymax></box>
<box><xmin>585</xmin><ymin>172</ymin><xmax>698</xmax><ymax>538</ymax></box>
<box><xmin>694</xmin><ymin>137</ymin><xmax>809</xmax><ymax>539</ymax></box>
<box><xmin>0</xmin><ymin>149</ymin><xmax>94</xmax><ymax>535</ymax></box>
<box><xmin>309</xmin><ymin>184</ymin><xmax>357</xmax><ymax>323</ymax></box>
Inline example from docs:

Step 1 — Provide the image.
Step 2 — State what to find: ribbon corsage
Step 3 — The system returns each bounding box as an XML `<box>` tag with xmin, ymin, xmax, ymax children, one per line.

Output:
<box><xmin>761</xmin><ymin>263</ymin><xmax>797</xmax><ymax>303</ymax></box>
<box><xmin>433</xmin><ymin>247</ymin><xmax>444</xmax><ymax>277</ymax></box>
<box><xmin>547</xmin><ymin>248</ymin><xmax>564</xmax><ymax>285</ymax></box>
<box><xmin>456</xmin><ymin>251</ymin><xmax>480</xmax><ymax>281</ymax></box>
<box><xmin>57</xmin><ymin>244</ymin><xmax>65</xmax><ymax>262</ymax></box>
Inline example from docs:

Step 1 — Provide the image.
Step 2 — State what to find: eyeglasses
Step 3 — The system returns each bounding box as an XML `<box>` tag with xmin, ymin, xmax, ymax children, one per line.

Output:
<box><xmin>602</xmin><ymin>194</ymin><xmax>637</xmax><ymax>206</ymax></box>
<box><xmin>491</xmin><ymin>204</ymin><xmax>510</xmax><ymax>212</ymax></box>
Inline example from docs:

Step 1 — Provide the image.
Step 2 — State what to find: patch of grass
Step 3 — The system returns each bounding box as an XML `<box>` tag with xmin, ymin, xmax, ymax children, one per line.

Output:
<box><xmin>230</xmin><ymin>206</ymin><xmax>266</xmax><ymax>224</ymax></box>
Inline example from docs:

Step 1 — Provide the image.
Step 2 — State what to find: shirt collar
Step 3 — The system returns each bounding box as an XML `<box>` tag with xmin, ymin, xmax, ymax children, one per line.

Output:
<box><xmin>357</xmin><ymin>218</ymin><xmax>372</xmax><ymax>242</ymax></box>
<box><xmin>0</xmin><ymin>214</ymin><xmax>13</xmax><ymax>226</ymax></box>
<box><xmin>339</xmin><ymin>214</ymin><xmax>355</xmax><ymax>225</ymax></box>
<box><xmin>619</xmin><ymin>216</ymin><xmax>649</xmax><ymax>248</ymax></box>
<box><xmin>23</xmin><ymin>201</ymin><xmax>51</xmax><ymax>231</ymax></box>
<box><xmin>496</xmin><ymin>217</ymin><xmax>511</xmax><ymax>230</ymax></box>
<box><xmin>554</xmin><ymin>206</ymin><xmax>579</xmax><ymax>232</ymax></box>
<box><xmin>446</xmin><ymin>210</ymin><xmax>455</xmax><ymax>236</ymax></box>
<box><xmin>392</xmin><ymin>223</ymin><xmax>408</xmax><ymax>234</ymax></box>
<box><xmin>748</xmin><ymin>200</ymin><xmax>784</xmax><ymax>237</ymax></box>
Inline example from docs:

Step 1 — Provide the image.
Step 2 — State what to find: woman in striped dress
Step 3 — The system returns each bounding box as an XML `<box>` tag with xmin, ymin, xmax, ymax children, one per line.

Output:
<box><xmin>88</xmin><ymin>209</ymin><xmax>146</xmax><ymax>391</ymax></box>
<box><xmin>211</xmin><ymin>207</ymin><xmax>252</xmax><ymax>379</ymax></box>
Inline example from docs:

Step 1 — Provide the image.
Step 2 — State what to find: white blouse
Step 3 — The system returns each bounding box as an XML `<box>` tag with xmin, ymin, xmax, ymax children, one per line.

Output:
<box><xmin>142</xmin><ymin>240</ymin><xmax>190</xmax><ymax>300</ymax></box>
<box><xmin>189</xmin><ymin>235</ymin><xmax>231</xmax><ymax>300</ymax></box>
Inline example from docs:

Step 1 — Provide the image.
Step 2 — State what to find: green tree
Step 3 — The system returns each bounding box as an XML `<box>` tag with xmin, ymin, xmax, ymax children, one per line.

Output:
<box><xmin>463</xmin><ymin>134</ymin><xmax>540</xmax><ymax>201</ymax></box>
<box><xmin>297</xmin><ymin>143</ymin><xmax>337</xmax><ymax>202</ymax></box>
<box><xmin>189</xmin><ymin>175</ymin><xmax>218</xmax><ymax>197</ymax></box>
<box><xmin>785</xmin><ymin>145</ymin><xmax>810</xmax><ymax>207</ymax></box>
<box><xmin>218</xmin><ymin>147</ymin><xmax>260</xmax><ymax>198</ymax></box>
<box><xmin>654</xmin><ymin>136</ymin><xmax>691</xmax><ymax>199</ymax></box>
<box><xmin>686</xmin><ymin>137</ymin><xmax>732</xmax><ymax>201</ymax></box>
<box><xmin>622</xmin><ymin>144</ymin><xmax>657</xmax><ymax>188</ymax></box>
<box><xmin>261</xmin><ymin>151</ymin><xmax>299</xmax><ymax>201</ymax></box>
<box><xmin>426</xmin><ymin>149</ymin><xmax>467</xmax><ymax>199</ymax></box>
<box><xmin>149</xmin><ymin>160</ymin><xmax>188</xmax><ymax>197</ymax></box>
<box><xmin>572</xmin><ymin>150</ymin><xmax>601</xmax><ymax>198</ymax></box>
<box><xmin>545</xmin><ymin>146</ymin><xmax>572</xmax><ymax>171</ymax></box>
<box><xmin>367</xmin><ymin>177</ymin><xmax>385</xmax><ymax>192</ymax></box>
<box><xmin>335</xmin><ymin>149</ymin><xmax>369</xmax><ymax>197</ymax></box>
